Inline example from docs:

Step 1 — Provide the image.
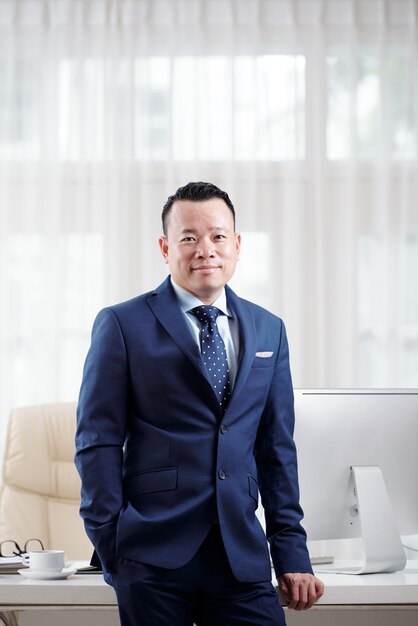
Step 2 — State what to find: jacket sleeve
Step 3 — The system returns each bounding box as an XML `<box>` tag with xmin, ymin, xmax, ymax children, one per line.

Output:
<box><xmin>254</xmin><ymin>320</ymin><xmax>313</xmax><ymax>577</ymax></box>
<box><xmin>75</xmin><ymin>307</ymin><xmax>128</xmax><ymax>582</ymax></box>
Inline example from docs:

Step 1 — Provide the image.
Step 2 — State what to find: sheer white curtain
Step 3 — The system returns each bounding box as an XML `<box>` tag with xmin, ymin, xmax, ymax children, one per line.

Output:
<box><xmin>0</xmin><ymin>0</ymin><xmax>417</xmax><ymax>449</ymax></box>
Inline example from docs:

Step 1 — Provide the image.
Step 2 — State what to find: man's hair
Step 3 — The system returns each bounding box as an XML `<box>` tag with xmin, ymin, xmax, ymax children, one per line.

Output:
<box><xmin>162</xmin><ymin>181</ymin><xmax>236</xmax><ymax>236</ymax></box>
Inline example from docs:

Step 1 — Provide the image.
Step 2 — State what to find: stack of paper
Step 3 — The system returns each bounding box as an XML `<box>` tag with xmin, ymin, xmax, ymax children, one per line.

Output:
<box><xmin>0</xmin><ymin>556</ymin><xmax>26</xmax><ymax>574</ymax></box>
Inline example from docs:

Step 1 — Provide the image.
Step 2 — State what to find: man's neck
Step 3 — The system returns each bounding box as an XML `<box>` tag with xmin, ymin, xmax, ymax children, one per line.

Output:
<box><xmin>170</xmin><ymin>278</ymin><xmax>228</xmax><ymax>313</ymax></box>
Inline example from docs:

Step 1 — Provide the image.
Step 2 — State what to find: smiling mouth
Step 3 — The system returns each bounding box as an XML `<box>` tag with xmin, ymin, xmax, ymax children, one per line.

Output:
<box><xmin>192</xmin><ymin>265</ymin><xmax>220</xmax><ymax>274</ymax></box>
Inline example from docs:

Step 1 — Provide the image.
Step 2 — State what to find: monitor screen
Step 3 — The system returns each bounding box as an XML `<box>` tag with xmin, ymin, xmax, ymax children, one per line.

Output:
<box><xmin>293</xmin><ymin>389</ymin><xmax>418</xmax><ymax>548</ymax></box>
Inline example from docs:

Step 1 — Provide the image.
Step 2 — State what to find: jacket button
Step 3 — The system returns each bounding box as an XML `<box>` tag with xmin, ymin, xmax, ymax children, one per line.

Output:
<box><xmin>220</xmin><ymin>424</ymin><xmax>228</xmax><ymax>434</ymax></box>
<box><xmin>218</xmin><ymin>469</ymin><xmax>226</xmax><ymax>480</ymax></box>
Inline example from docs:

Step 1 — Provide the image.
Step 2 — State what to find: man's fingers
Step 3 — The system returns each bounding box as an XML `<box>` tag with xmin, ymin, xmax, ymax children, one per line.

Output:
<box><xmin>287</xmin><ymin>577</ymin><xmax>300</xmax><ymax>609</ymax></box>
<box><xmin>278</xmin><ymin>573</ymin><xmax>325</xmax><ymax>611</ymax></box>
<box><xmin>278</xmin><ymin>577</ymin><xmax>289</xmax><ymax>599</ymax></box>
<box><xmin>303</xmin><ymin>578</ymin><xmax>318</xmax><ymax>610</ymax></box>
<box><xmin>314</xmin><ymin>577</ymin><xmax>325</xmax><ymax>604</ymax></box>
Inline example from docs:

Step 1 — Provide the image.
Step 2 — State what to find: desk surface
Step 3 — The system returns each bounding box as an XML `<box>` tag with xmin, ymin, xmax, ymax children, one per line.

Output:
<box><xmin>312</xmin><ymin>560</ymin><xmax>418</xmax><ymax>605</ymax></box>
<box><xmin>0</xmin><ymin>572</ymin><xmax>117</xmax><ymax>606</ymax></box>
<box><xmin>0</xmin><ymin>561</ymin><xmax>417</xmax><ymax>608</ymax></box>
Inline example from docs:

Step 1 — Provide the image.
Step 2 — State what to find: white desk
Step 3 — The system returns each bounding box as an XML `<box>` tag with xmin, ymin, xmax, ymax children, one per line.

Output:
<box><xmin>0</xmin><ymin>561</ymin><xmax>417</xmax><ymax>625</ymax></box>
<box><xmin>0</xmin><ymin>573</ymin><xmax>117</xmax><ymax>625</ymax></box>
<box><xmin>313</xmin><ymin>560</ymin><xmax>418</xmax><ymax>605</ymax></box>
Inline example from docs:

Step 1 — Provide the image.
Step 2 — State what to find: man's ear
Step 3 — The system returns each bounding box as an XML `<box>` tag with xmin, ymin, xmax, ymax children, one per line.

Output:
<box><xmin>158</xmin><ymin>236</ymin><xmax>169</xmax><ymax>263</ymax></box>
<box><xmin>235</xmin><ymin>232</ymin><xmax>241</xmax><ymax>258</ymax></box>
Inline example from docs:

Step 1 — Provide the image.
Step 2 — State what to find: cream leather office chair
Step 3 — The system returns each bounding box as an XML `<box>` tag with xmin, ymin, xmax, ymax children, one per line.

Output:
<box><xmin>0</xmin><ymin>403</ymin><xmax>93</xmax><ymax>560</ymax></box>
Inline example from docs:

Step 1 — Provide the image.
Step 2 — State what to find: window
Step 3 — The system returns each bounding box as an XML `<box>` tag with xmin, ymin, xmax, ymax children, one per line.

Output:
<box><xmin>326</xmin><ymin>46</ymin><xmax>416</xmax><ymax>160</ymax></box>
<box><xmin>357</xmin><ymin>234</ymin><xmax>418</xmax><ymax>386</ymax></box>
<box><xmin>0</xmin><ymin>54</ymin><xmax>306</xmax><ymax>162</ymax></box>
<box><xmin>1</xmin><ymin>234</ymin><xmax>103</xmax><ymax>403</ymax></box>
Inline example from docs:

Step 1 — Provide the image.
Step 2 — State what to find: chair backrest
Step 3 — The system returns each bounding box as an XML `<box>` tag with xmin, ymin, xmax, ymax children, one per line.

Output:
<box><xmin>0</xmin><ymin>403</ymin><xmax>92</xmax><ymax>560</ymax></box>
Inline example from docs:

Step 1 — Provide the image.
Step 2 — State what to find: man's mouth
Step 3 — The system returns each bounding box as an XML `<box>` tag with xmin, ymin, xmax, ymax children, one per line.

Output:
<box><xmin>192</xmin><ymin>265</ymin><xmax>220</xmax><ymax>274</ymax></box>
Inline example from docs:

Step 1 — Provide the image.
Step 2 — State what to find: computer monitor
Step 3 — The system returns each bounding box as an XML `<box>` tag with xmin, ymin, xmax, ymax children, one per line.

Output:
<box><xmin>293</xmin><ymin>389</ymin><xmax>418</xmax><ymax>574</ymax></box>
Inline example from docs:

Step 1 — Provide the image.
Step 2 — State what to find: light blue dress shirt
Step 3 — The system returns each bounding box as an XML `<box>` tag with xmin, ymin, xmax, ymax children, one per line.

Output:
<box><xmin>170</xmin><ymin>279</ymin><xmax>240</xmax><ymax>389</ymax></box>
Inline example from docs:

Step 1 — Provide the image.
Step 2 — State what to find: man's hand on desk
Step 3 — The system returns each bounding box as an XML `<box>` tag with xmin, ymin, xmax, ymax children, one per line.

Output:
<box><xmin>278</xmin><ymin>573</ymin><xmax>324</xmax><ymax>610</ymax></box>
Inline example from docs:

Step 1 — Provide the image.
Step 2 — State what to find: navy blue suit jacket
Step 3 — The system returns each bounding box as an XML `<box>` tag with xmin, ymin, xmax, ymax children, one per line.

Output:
<box><xmin>75</xmin><ymin>277</ymin><xmax>312</xmax><ymax>585</ymax></box>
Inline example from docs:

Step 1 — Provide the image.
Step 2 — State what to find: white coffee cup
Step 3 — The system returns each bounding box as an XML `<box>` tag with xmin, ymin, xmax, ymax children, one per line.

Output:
<box><xmin>27</xmin><ymin>550</ymin><xmax>65</xmax><ymax>572</ymax></box>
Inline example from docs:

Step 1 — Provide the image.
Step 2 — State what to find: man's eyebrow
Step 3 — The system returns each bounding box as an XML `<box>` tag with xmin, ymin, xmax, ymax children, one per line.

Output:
<box><xmin>180</xmin><ymin>226</ymin><xmax>227</xmax><ymax>233</ymax></box>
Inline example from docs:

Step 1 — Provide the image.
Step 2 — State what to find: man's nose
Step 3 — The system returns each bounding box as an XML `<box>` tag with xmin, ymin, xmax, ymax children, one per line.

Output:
<box><xmin>197</xmin><ymin>238</ymin><xmax>215</xmax><ymax>257</ymax></box>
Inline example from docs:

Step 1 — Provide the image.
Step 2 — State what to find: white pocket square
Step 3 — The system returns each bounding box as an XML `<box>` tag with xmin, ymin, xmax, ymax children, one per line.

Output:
<box><xmin>255</xmin><ymin>351</ymin><xmax>274</xmax><ymax>358</ymax></box>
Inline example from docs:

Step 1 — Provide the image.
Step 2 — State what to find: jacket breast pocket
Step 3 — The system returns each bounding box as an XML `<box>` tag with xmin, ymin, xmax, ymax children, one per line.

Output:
<box><xmin>251</xmin><ymin>356</ymin><xmax>275</xmax><ymax>368</ymax></box>
<box><xmin>125</xmin><ymin>466</ymin><xmax>178</xmax><ymax>496</ymax></box>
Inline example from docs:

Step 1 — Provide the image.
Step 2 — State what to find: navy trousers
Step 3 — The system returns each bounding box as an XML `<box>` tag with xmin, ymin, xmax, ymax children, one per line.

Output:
<box><xmin>112</xmin><ymin>525</ymin><xmax>285</xmax><ymax>626</ymax></box>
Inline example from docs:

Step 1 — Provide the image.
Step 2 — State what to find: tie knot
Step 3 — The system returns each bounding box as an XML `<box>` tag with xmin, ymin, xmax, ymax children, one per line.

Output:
<box><xmin>190</xmin><ymin>305</ymin><xmax>222</xmax><ymax>325</ymax></box>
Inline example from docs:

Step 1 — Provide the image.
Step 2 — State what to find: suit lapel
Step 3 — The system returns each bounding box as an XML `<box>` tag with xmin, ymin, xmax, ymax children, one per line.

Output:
<box><xmin>147</xmin><ymin>278</ymin><xmax>213</xmax><ymax>389</ymax></box>
<box><xmin>225</xmin><ymin>285</ymin><xmax>256</xmax><ymax>404</ymax></box>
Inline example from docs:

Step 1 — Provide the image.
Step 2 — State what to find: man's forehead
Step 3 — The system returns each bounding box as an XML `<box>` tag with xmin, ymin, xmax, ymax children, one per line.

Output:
<box><xmin>168</xmin><ymin>199</ymin><xmax>234</xmax><ymax>227</ymax></box>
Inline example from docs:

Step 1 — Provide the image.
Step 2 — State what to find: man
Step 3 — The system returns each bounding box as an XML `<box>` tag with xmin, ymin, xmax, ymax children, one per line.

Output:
<box><xmin>75</xmin><ymin>182</ymin><xmax>324</xmax><ymax>626</ymax></box>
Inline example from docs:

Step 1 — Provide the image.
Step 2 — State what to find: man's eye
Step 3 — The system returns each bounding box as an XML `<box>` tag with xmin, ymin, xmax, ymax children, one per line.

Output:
<box><xmin>181</xmin><ymin>237</ymin><xmax>195</xmax><ymax>242</ymax></box>
<box><xmin>214</xmin><ymin>234</ymin><xmax>226</xmax><ymax>240</ymax></box>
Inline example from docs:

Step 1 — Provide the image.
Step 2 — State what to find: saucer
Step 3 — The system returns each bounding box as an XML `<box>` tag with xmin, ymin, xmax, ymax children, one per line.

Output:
<box><xmin>17</xmin><ymin>567</ymin><xmax>77</xmax><ymax>580</ymax></box>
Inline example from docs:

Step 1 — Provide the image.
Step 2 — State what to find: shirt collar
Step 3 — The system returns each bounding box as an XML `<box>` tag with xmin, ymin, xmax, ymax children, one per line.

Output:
<box><xmin>170</xmin><ymin>277</ymin><xmax>231</xmax><ymax>317</ymax></box>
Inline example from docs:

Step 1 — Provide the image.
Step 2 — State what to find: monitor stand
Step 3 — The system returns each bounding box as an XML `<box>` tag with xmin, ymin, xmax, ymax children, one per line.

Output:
<box><xmin>324</xmin><ymin>465</ymin><xmax>406</xmax><ymax>575</ymax></box>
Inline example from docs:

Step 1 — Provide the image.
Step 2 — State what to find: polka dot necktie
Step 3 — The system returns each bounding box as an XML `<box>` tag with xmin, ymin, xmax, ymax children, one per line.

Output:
<box><xmin>190</xmin><ymin>305</ymin><xmax>231</xmax><ymax>412</ymax></box>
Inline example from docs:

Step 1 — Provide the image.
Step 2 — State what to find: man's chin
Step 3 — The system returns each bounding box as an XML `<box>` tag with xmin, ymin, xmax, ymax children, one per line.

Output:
<box><xmin>187</xmin><ymin>281</ymin><xmax>223</xmax><ymax>303</ymax></box>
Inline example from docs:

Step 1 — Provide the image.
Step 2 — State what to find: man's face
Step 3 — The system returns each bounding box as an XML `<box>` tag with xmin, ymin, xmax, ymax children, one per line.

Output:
<box><xmin>159</xmin><ymin>198</ymin><xmax>241</xmax><ymax>304</ymax></box>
